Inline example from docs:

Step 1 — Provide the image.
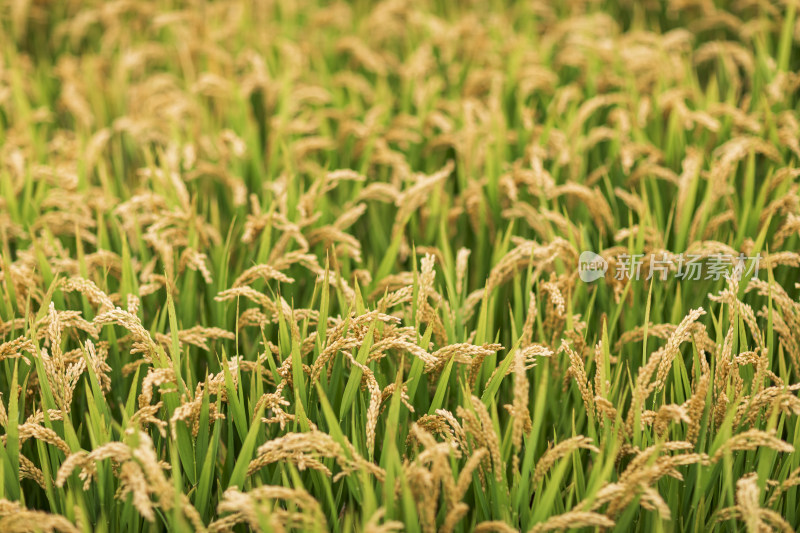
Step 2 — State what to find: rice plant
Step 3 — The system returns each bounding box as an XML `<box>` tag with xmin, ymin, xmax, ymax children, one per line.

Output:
<box><xmin>1</xmin><ymin>0</ymin><xmax>800</xmax><ymax>531</ymax></box>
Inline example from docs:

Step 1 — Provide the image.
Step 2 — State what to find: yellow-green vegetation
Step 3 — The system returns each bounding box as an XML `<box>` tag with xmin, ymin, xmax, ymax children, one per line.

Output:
<box><xmin>2</xmin><ymin>0</ymin><xmax>800</xmax><ymax>531</ymax></box>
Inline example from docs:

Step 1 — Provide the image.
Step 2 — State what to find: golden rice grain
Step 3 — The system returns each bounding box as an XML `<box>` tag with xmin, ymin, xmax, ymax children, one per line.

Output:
<box><xmin>711</xmin><ymin>429</ymin><xmax>794</xmax><ymax>462</ymax></box>
<box><xmin>532</xmin><ymin>436</ymin><xmax>598</xmax><ymax>486</ymax></box>
<box><xmin>528</xmin><ymin>511</ymin><xmax>614</xmax><ymax>532</ymax></box>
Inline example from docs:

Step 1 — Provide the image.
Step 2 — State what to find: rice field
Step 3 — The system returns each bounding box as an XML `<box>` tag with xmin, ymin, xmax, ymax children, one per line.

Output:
<box><xmin>1</xmin><ymin>0</ymin><xmax>800</xmax><ymax>531</ymax></box>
